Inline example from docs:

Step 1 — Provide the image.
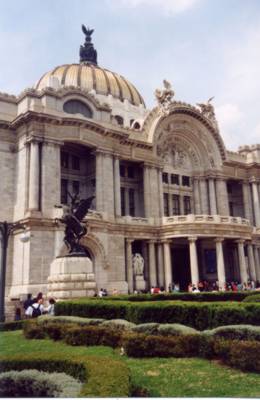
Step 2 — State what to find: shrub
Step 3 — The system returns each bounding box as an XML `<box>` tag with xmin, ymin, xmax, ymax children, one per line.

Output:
<box><xmin>23</xmin><ymin>321</ymin><xmax>46</xmax><ymax>339</ymax></box>
<box><xmin>0</xmin><ymin>354</ymin><xmax>130</xmax><ymax>397</ymax></box>
<box><xmin>204</xmin><ymin>324</ymin><xmax>260</xmax><ymax>341</ymax></box>
<box><xmin>64</xmin><ymin>325</ymin><xmax>122</xmax><ymax>348</ymax></box>
<box><xmin>101</xmin><ymin>319</ymin><xmax>136</xmax><ymax>331</ymax></box>
<box><xmin>122</xmin><ymin>332</ymin><xmax>206</xmax><ymax>358</ymax></box>
<box><xmin>243</xmin><ymin>294</ymin><xmax>260</xmax><ymax>303</ymax></box>
<box><xmin>157</xmin><ymin>323</ymin><xmax>198</xmax><ymax>336</ymax></box>
<box><xmin>43</xmin><ymin>322</ymin><xmax>67</xmax><ymax>341</ymax></box>
<box><xmin>0</xmin><ymin>369</ymin><xmax>82</xmax><ymax>398</ymax></box>
<box><xmin>0</xmin><ymin>320</ymin><xmax>25</xmax><ymax>331</ymax></box>
<box><xmin>132</xmin><ymin>322</ymin><xmax>160</xmax><ymax>335</ymax></box>
<box><xmin>228</xmin><ymin>341</ymin><xmax>260</xmax><ymax>372</ymax></box>
<box><xmin>37</xmin><ymin>315</ymin><xmax>104</xmax><ymax>326</ymax></box>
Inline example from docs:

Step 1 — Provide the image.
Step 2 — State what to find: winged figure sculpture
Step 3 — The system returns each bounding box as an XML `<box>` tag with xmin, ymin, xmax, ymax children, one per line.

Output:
<box><xmin>57</xmin><ymin>194</ymin><xmax>95</xmax><ymax>255</ymax></box>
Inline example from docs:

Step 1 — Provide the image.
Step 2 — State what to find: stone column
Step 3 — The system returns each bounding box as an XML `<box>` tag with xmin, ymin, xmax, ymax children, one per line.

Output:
<box><xmin>157</xmin><ymin>243</ymin><xmax>165</xmax><ymax>288</ymax></box>
<box><xmin>247</xmin><ymin>242</ymin><xmax>256</xmax><ymax>281</ymax></box>
<box><xmin>102</xmin><ymin>153</ymin><xmax>114</xmax><ymax>216</ymax></box>
<box><xmin>157</xmin><ymin>169</ymin><xmax>164</xmax><ymax>218</ymax></box>
<box><xmin>208</xmin><ymin>178</ymin><xmax>217</xmax><ymax>215</ymax></box>
<box><xmin>143</xmin><ymin>165</ymin><xmax>151</xmax><ymax>218</ymax></box>
<box><xmin>163</xmin><ymin>241</ymin><xmax>172</xmax><ymax>291</ymax></box>
<box><xmin>193</xmin><ymin>177</ymin><xmax>201</xmax><ymax>214</ymax></box>
<box><xmin>216</xmin><ymin>178</ymin><xmax>229</xmax><ymax>216</ymax></box>
<box><xmin>215</xmin><ymin>238</ymin><xmax>226</xmax><ymax>290</ymax></box>
<box><xmin>188</xmin><ymin>237</ymin><xmax>199</xmax><ymax>287</ymax></box>
<box><xmin>168</xmin><ymin>194</ymin><xmax>173</xmax><ymax>216</ymax></box>
<box><xmin>28</xmin><ymin>140</ymin><xmax>40</xmax><ymax>210</ymax></box>
<box><xmin>254</xmin><ymin>245</ymin><xmax>260</xmax><ymax>281</ymax></box>
<box><xmin>126</xmin><ymin>239</ymin><xmax>134</xmax><ymax>293</ymax></box>
<box><xmin>148</xmin><ymin>240</ymin><xmax>157</xmax><ymax>287</ymax></box>
<box><xmin>251</xmin><ymin>179</ymin><xmax>260</xmax><ymax>227</ymax></box>
<box><xmin>199</xmin><ymin>178</ymin><xmax>209</xmax><ymax>214</ymax></box>
<box><xmin>95</xmin><ymin>151</ymin><xmax>103</xmax><ymax>212</ymax></box>
<box><xmin>180</xmin><ymin>195</ymin><xmax>184</xmax><ymax>215</ymax></box>
<box><xmin>242</xmin><ymin>181</ymin><xmax>253</xmax><ymax>223</ymax></box>
<box><xmin>114</xmin><ymin>156</ymin><xmax>121</xmax><ymax>217</ymax></box>
<box><xmin>237</xmin><ymin>239</ymin><xmax>248</xmax><ymax>284</ymax></box>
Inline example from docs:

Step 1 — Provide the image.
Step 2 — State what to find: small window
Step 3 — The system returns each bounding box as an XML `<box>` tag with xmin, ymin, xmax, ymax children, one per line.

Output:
<box><xmin>171</xmin><ymin>174</ymin><xmax>179</xmax><ymax>185</ymax></box>
<box><xmin>61</xmin><ymin>179</ymin><xmax>68</xmax><ymax>204</ymax></box>
<box><xmin>164</xmin><ymin>193</ymin><xmax>169</xmax><ymax>216</ymax></box>
<box><xmin>133</xmin><ymin>121</ymin><xmax>141</xmax><ymax>130</ymax></box>
<box><xmin>61</xmin><ymin>152</ymin><xmax>69</xmax><ymax>168</ymax></box>
<box><xmin>172</xmin><ymin>195</ymin><xmax>180</xmax><ymax>215</ymax></box>
<box><xmin>115</xmin><ymin>115</ymin><xmax>124</xmax><ymax>126</ymax></box>
<box><xmin>72</xmin><ymin>180</ymin><xmax>80</xmax><ymax>195</ymax></box>
<box><xmin>184</xmin><ymin>196</ymin><xmax>191</xmax><ymax>215</ymax></box>
<box><xmin>162</xmin><ymin>173</ymin><xmax>169</xmax><ymax>184</ymax></box>
<box><xmin>72</xmin><ymin>155</ymin><xmax>80</xmax><ymax>170</ymax></box>
<box><xmin>63</xmin><ymin>100</ymin><xmax>92</xmax><ymax>118</ymax></box>
<box><xmin>182</xmin><ymin>176</ymin><xmax>190</xmax><ymax>187</ymax></box>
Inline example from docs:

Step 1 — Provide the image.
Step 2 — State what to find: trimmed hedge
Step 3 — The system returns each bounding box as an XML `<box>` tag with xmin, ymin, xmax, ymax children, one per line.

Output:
<box><xmin>0</xmin><ymin>320</ymin><xmax>26</xmax><ymax>331</ymax></box>
<box><xmin>37</xmin><ymin>315</ymin><xmax>105</xmax><ymax>326</ymax></box>
<box><xmin>243</xmin><ymin>293</ymin><xmax>260</xmax><ymax>303</ymax></box>
<box><xmin>55</xmin><ymin>299</ymin><xmax>260</xmax><ymax>330</ymax></box>
<box><xmin>214</xmin><ymin>339</ymin><xmax>260</xmax><ymax>372</ymax></box>
<box><xmin>204</xmin><ymin>324</ymin><xmax>260</xmax><ymax>341</ymax></box>
<box><xmin>0</xmin><ymin>353</ymin><xmax>130</xmax><ymax>397</ymax></box>
<box><xmin>106</xmin><ymin>291</ymin><xmax>259</xmax><ymax>302</ymax></box>
<box><xmin>0</xmin><ymin>369</ymin><xmax>82</xmax><ymax>397</ymax></box>
<box><xmin>64</xmin><ymin>325</ymin><xmax>122</xmax><ymax>348</ymax></box>
<box><xmin>122</xmin><ymin>332</ymin><xmax>213</xmax><ymax>358</ymax></box>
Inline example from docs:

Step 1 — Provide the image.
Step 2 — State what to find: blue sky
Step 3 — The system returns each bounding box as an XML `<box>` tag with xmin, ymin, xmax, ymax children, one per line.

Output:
<box><xmin>0</xmin><ymin>0</ymin><xmax>260</xmax><ymax>150</ymax></box>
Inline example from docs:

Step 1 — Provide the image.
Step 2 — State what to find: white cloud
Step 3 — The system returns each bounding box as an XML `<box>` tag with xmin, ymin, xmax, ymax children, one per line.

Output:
<box><xmin>107</xmin><ymin>0</ymin><xmax>201</xmax><ymax>15</ymax></box>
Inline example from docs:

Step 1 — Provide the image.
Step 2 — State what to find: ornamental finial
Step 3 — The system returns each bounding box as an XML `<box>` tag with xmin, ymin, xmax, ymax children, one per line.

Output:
<box><xmin>79</xmin><ymin>25</ymin><xmax>98</xmax><ymax>65</ymax></box>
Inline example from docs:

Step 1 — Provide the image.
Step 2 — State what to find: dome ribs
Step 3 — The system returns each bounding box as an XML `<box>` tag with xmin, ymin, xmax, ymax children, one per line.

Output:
<box><xmin>77</xmin><ymin>64</ymin><xmax>82</xmax><ymax>87</ymax></box>
<box><xmin>113</xmin><ymin>73</ymin><xmax>124</xmax><ymax>102</ymax></box>
<box><xmin>61</xmin><ymin>65</ymin><xmax>71</xmax><ymax>85</ymax></box>
<box><xmin>120</xmin><ymin>75</ymin><xmax>134</xmax><ymax>105</ymax></box>
<box><xmin>90</xmin><ymin>64</ymin><xmax>97</xmax><ymax>91</ymax></box>
<box><xmin>101</xmin><ymin>69</ymin><xmax>111</xmax><ymax>95</ymax></box>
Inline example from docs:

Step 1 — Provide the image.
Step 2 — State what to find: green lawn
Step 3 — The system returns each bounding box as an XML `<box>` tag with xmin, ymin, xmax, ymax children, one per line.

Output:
<box><xmin>1</xmin><ymin>331</ymin><xmax>260</xmax><ymax>397</ymax></box>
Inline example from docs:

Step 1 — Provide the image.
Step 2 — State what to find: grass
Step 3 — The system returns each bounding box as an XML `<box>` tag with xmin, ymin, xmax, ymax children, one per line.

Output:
<box><xmin>1</xmin><ymin>330</ymin><xmax>260</xmax><ymax>397</ymax></box>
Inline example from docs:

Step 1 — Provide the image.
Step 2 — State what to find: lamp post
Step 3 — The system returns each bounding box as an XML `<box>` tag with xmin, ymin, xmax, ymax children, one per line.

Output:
<box><xmin>0</xmin><ymin>221</ymin><xmax>28</xmax><ymax>322</ymax></box>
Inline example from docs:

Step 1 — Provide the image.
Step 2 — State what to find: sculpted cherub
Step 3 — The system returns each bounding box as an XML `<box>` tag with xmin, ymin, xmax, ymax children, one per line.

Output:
<box><xmin>197</xmin><ymin>96</ymin><xmax>215</xmax><ymax>120</ymax></box>
<box><xmin>155</xmin><ymin>80</ymin><xmax>175</xmax><ymax>115</ymax></box>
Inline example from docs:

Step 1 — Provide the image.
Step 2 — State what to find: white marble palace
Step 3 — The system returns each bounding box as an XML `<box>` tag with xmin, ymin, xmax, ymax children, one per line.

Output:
<box><xmin>1</xmin><ymin>27</ymin><xmax>260</xmax><ymax>303</ymax></box>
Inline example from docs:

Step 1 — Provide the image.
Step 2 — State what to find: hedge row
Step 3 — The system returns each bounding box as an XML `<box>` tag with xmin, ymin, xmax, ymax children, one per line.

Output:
<box><xmin>0</xmin><ymin>369</ymin><xmax>82</xmax><ymax>398</ymax></box>
<box><xmin>23</xmin><ymin>321</ymin><xmax>260</xmax><ymax>373</ymax></box>
<box><xmin>55</xmin><ymin>299</ymin><xmax>260</xmax><ymax>330</ymax></box>
<box><xmin>0</xmin><ymin>320</ymin><xmax>26</xmax><ymax>331</ymax></box>
<box><xmin>30</xmin><ymin>316</ymin><xmax>260</xmax><ymax>341</ymax></box>
<box><xmin>0</xmin><ymin>353</ymin><xmax>130</xmax><ymax>397</ymax></box>
<box><xmin>105</xmin><ymin>291</ymin><xmax>260</xmax><ymax>302</ymax></box>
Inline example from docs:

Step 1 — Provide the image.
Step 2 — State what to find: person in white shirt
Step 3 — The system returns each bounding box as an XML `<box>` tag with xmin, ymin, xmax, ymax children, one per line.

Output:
<box><xmin>25</xmin><ymin>298</ymin><xmax>44</xmax><ymax>318</ymax></box>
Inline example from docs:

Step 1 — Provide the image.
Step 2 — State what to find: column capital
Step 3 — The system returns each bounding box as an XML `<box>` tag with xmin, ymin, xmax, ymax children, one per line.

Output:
<box><xmin>215</xmin><ymin>237</ymin><xmax>225</xmax><ymax>243</ymax></box>
<box><xmin>148</xmin><ymin>239</ymin><xmax>157</xmax><ymax>244</ymax></box>
<box><xmin>249</xmin><ymin>177</ymin><xmax>260</xmax><ymax>184</ymax></box>
<box><xmin>188</xmin><ymin>236</ymin><xmax>197</xmax><ymax>243</ymax></box>
<box><xmin>235</xmin><ymin>239</ymin><xmax>246</xmax><ymax>245</ymax></box>
<box><xmin>215</xmin><ymin>175</ymin><xmax>227</xmax><ymax>182</ymax></box>
<box><xmin>161</xmin><ymin>239</ymin><xmax>172</xmax><ymax>245</ymax></box>
<box><xmin>25</xmin><ymin>136</ymin><xmax>43</xmax><ymax>145</ymax></box>
<box><xmin>126</xmin><ymin>238</ymin><xmax>134</xmax><ymax>244</ymax></box>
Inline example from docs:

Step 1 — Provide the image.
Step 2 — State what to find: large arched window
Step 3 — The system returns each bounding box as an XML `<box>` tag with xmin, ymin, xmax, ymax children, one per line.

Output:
<box><xmin>63</xmin><ymin>100</ymin><xmax>93</xmax><ymax>118</ymax></box>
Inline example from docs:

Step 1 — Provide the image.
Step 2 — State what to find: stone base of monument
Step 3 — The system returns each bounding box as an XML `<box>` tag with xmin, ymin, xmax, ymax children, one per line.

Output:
<box><xmin>135</xmin><ymin>275</ymin><xmax>146</xmax><ymax>292</ymax></box>
<box><xmin>47</xmin><ymin>256</ymin><xmax>96</xmax><ymax>299</ymax></box>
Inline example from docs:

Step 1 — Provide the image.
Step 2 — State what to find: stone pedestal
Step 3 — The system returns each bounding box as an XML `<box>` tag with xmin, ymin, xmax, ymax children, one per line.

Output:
<box><xmin>47</xmin><ymin>256</ymin><xmax>96</xmax><ymax>299</ymax></box>
<box><xmin>135</xmin><ymin>275</ymin><xmax>146</xmax><ymax>292</ymax></box>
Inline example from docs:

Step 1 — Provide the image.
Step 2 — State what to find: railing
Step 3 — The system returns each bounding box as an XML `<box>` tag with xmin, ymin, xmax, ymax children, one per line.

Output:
<box><xmin>163</xmin><ymin>214</ymin><xmax>250</xmax><ymax>226</ymax></box>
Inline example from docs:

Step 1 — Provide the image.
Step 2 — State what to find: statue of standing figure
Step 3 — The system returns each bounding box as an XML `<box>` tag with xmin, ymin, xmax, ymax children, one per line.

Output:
<box><xmin>132</xmin><ymin>253</ymin><xmax>144</xmax><ymax>276</ymax></box>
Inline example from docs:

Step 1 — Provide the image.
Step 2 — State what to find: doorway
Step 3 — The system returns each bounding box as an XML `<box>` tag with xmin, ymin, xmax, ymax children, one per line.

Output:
<box><xmin>171</xmin><ymin>245</ymin><xmax>191</xmax><ymax>291</ymax></box>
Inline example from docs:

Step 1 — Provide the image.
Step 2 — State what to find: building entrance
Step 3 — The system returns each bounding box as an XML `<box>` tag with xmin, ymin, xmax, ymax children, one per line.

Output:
<box><xmin>172</xmin><ymin>246</ymin><xmax>191</xmax><ymax>291</ymax></box>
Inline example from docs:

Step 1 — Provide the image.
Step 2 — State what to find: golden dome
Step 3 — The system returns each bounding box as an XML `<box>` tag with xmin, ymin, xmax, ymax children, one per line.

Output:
<box><xmin>35</xmin><ymin>63</ymin><xmax>145</xmax><ymax>107</ymax></box>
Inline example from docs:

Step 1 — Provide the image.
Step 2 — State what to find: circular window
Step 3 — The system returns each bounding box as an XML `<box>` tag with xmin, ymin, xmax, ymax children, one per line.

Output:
<box><xmin>63</xmin><ymin>100</ymin><xmax>92</xmax><ymax>118</ymax></box>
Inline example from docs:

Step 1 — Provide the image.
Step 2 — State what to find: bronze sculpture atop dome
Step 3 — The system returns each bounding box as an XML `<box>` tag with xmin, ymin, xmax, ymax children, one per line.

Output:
<box><xmin>80</xmin><ymin>25</ymin><xmax>98</xmax><ymax>65</ymax></box>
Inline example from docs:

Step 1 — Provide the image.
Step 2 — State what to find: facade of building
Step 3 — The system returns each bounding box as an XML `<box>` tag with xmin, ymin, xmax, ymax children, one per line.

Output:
<box><xmin>1</xmin><ymin>29</ymin><xmax>260</xmax><ymax>304</ymax></box>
